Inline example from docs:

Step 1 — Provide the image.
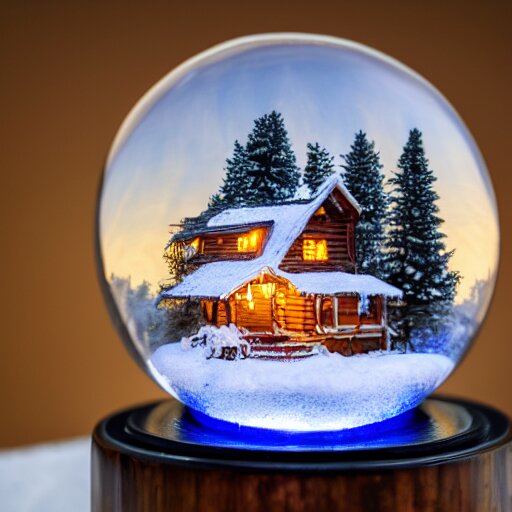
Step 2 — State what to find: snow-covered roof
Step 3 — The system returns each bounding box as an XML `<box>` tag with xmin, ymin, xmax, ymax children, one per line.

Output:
<box><xmin>162</xmin><ymin>261</ymin><xmax>269</xmax><ymax>300</ymax></box>
<box><xmin>160</xmin><ymin>177</ymin><xmax>401</xmax><ymax>300</ymax></box>
<box><xmin>162</xmin><ymin>262</ymin><xmax>402</xmax><ymax>299</ymax></box>
<box><xmin>205</xmin><ymin>176</ymin><xmax>360</xmax><ymax>270</ymax></box>
<box><xmin>277</xmin><ymin>270</ymin><xmax>402</xmax><ymax>297</ymax></box>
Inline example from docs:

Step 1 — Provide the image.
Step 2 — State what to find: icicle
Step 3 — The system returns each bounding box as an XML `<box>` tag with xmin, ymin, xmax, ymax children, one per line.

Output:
<box><xmin>247</xmin><ymin>282</ymin><xmax>255</xmax><ymax>310</ymax></box>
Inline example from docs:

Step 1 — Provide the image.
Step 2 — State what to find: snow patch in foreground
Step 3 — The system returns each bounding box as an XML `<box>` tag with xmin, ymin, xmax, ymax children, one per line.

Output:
<box><xmin>150</xmin><ymin>344</ymin><xmax>454</xmax><ymax>431</ymax></box>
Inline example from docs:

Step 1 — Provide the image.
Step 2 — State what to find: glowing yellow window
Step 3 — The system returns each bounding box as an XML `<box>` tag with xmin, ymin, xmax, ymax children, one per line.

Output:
<box><xmin>190</xmin><ymin>237</ymin><xmax>201</xmax><ymax>253</ymax></box>
<box><xmin>303</xmin><ymin>239</ymin><xmax>328</xmax><ymax>261</ymax></box>
<box><xmin>237</xmin><ymin>229</ymin><xmax>263</xmax><ymax>252</ymax></box>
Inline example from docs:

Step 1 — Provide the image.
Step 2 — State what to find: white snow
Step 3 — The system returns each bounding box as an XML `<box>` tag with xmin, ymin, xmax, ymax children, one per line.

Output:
<box><xmin>150</xmin><ymin>344</ymin><xmax>453</xmax><ymax>431</ymax></box>
<box><xmin>294</xmin><ymin>183</ymin><xmax>312</xmax><ymax>200</ymax></box>
<box><xmin>277</xmin><ymin>270</ymin><xmax>402</xmax><ymax>297</ymax></box>
<box><xmin>181</xmin><ymin>324</ymin><xmax>250</xmax><ymax>359</ymax></box>
<box><xmin>0</xmin><ymin>438</ymin><xmax>90</xmax><ymax>512</ymax></box>
<box><xmin>162</xmin><ymin>260</ymin><xmax>265</xmax><ymax>299</ymax></box>
<box><xmin>163</xmin><ymin>263</ymin><xmax>402</xmax><ymax>299</ymax></box>
<box><xmin>358</xmin><ymin>293</ymin><xmax>370</xmax><ymax>315</ymax></box>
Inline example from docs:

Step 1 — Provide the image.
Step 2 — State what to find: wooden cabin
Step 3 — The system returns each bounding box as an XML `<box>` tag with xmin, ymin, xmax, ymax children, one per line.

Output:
<box><xmin>162</xmin><ymin>176</ymin><xmax>402</xmax><ymax>360</ymax></box>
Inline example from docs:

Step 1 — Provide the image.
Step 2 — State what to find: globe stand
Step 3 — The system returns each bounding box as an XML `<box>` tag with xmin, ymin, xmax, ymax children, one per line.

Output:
<box><xmin>91</xmin><ymin>396</ymin><xmax>511</xmax><ymax>511</ymax></box>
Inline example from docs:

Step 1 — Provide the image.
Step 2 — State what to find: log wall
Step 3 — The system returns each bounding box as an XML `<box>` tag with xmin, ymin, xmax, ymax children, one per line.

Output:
<box><xmin>202</xmin><ymin>234</ymin><xmax>241</xmax><ymax>257</ymax></box>
<box><xmin>323</xmin><ymin>332</ymin><xmax>387</xmax><ymax>356</ymax></box>
<box><xmin>234</xmin><ymin>284</ymin><xmax>273</xmax><ymax>332</ymax></box>
<box><xmin>275</xmin><ymin>285</ymin><xmax>316</xmax><ymax>333</ymax></box>
<box><xmin>202</xmin><ymin>289</ymin><xmax>383</xmax><ymax>337</ymax></box>
<box><xmin>216</xmin><ymin>302</ymin><xmax>228</xmax><ymax>326</ymax></box>
<box><xmin>279</xmin><ymin>197</ymin><xmax>357</xmax><ymax>273</ymax></box>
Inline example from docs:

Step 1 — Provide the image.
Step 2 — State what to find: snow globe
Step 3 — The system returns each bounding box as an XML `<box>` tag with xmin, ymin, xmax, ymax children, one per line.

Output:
<box><xmin>97</xmin><ymin>34</ymin><xmax>498</xmax><ymax>434</ymax></box>
<box><xmin>93</xmin><ymin>33</ymin><xmax>510</xmax><ymax>512</ymax></box>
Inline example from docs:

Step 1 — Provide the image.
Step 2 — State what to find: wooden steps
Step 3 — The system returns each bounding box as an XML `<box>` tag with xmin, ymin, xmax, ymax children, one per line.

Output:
<box><xmin>243</xmin><ymin>334</ymin><xmax>319</xmax><ymax>360</ymax></box>
<box><xmin>215</xmin><ymin>329</ymin><xmax>387</xmax><ymax>361</ymax></box>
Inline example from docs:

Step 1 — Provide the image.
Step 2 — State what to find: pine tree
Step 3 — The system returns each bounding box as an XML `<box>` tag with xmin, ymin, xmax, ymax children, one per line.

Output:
<box><xmin>245</xmin><ymin>111</ymin><xmax>300</xmax><ymax>204</ymax></box>
<box><xmin>386</xmin><ymin>128</ymin><xmax>460</xmax><ymax>345</ymax></box>
<box><xmin>340</xmin><ymin>131</ymin><xmax>388</xmax><ymax>278</ymax></box>
<box><xmin>219</xmin><ymin>140</ymin><xmax>252</xmax><ymax>206</ymax></box>
<box><xmin>183</xmin><ymin>111</ymin><xmax>299</xmax><ymax>229</ymax></box>
<box><xmin>182</xmin><ymin>141</ymin><xmax>250</xmax><ymax>229</ymax></box>
<box><xmin>303</xmin><ymin>142</ymin><xmax>335</xmax><ymax>195</ymax></box>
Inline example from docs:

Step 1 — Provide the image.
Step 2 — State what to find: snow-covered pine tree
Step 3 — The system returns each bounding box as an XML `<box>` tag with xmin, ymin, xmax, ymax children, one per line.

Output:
<box><xmin>245</xmin><ymin>111</ymin><xmax>301</xmax><ymax>204</ymax></box>
<box><xmin>303</xmin><ymin>142</ymin><xmax>335</xmax><ymax>195</ymax></box>
<box><xmin>219</xmin><ymin>140</ymin><xmax>252</xmax><ymax>206</ymax></box>
<box><xmin>386</xmin><ymin>128</ymin><xmax>460</xmax><ymax>346</ymax></box>
<box><xmin>340</xmin><ymin>131</ymin><xmax>388</xmax><ymax>278</ymax></box>
<box><xmin>183</xmin><ymin>112</ymin><xmax>299</xmax><ymax>228</ymax></box>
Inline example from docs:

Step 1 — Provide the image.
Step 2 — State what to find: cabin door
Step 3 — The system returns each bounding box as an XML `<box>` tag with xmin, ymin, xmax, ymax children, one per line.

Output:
<box><xmin>234</xmin><ymin>283</ymin><xmax>274</xmax><ymax>333</ymax></box>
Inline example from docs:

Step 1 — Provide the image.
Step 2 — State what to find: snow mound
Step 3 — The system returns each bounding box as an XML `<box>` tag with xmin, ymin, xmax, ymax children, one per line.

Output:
<box><xmin>181</xmin><ymin>324</ymin><xmax>250</xmax><ymax>359</ymax></box>
<box><xmin>150</xmin><ymin>344</ymin><xmax>454</xmax><ymax>431</ymax></box>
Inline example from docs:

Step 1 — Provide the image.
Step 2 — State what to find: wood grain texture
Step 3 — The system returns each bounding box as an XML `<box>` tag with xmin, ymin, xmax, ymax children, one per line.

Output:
<box><xmin>91</xmin><ymin>432</ymin><xmax>512</xmax><ymax>512</ymax></box>
<box><xmin>279</xmin><ymin>194</ymin><xmax>358</xmax><ymax>274</ymax></box>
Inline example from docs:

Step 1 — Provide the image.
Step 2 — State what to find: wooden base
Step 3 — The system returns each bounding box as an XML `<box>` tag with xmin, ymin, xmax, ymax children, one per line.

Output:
<box><xmin>91</xmin><ymin>397</ymin><xmax>512</xmax><ymax>511</ymax></box>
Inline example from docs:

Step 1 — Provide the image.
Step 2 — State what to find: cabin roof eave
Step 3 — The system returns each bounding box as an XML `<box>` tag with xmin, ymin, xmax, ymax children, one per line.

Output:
<box><xmin>169</xmin><ymin>220</ymin><xmax>274</xmax><ymax>243</ymax></box>
<box><xmin>160</xmin><ymin>260</ymin><xmax>403</xmax><ymax>301</ymax></box>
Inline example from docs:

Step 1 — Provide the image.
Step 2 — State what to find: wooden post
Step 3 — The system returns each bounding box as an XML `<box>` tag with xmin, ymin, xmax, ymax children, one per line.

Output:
<box><xmin>224</xmin><ymin>300</ymin><xmax>232</xmax><ymax>325</ymax></box>
<box><xmin>333</xmin><ymin>295</ymin><xmax>339</xmax><ymax>330</ymax></box>
<box><xmin>92</xmin><ymin>397</ymin><xmax>512</xmax><ymax>512</ymax></box>
<box><xmin>314</xmin><ymin>295</ymin><xmax>323</xmax><ymax>333</ymax></box>
<box><xmin>211</xmin><ymin>301</ymin><xmax>218</xmax><ymax>325</ymax></box>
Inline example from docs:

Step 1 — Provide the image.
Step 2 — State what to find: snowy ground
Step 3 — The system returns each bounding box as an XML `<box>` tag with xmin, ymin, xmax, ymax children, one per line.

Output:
<box><xmin>150</xmin><ymin>343</ymin><xmax>454</xmax><ymax>432</ymax></box>
<box><xmin>0</xmin><ymin>438</ymin><xmax>89</xmax><ymax>512</ymax></box>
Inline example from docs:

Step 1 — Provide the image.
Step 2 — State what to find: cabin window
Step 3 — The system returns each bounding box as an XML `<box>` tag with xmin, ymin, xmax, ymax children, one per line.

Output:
<box><xmin>313</xmin><ymin>206</ymin><xmax>328</xmax><ymax>222</ymax></box>
<box><xmin>190</xmin><ymin>237</ymin><xmax>201</xmax><ymax>253</ymax></box>
<box><xmin>303</xmin><ymin>238</ymin><xmax>328</xmax><ymax>261</ymax></box>
<box><xmin>359</xmin><ymin>296</ymin><xmax>379</xmax><ymax>322</ymax></box>
<box><xmin>183</xmin><ymin>237</ymin><xmax>202</xmax><ymax>260</ymax></box>
<box><xmin>237</xmin><ymin>229</ymin><xmax>263</xmax><ymax>253</ymax></box>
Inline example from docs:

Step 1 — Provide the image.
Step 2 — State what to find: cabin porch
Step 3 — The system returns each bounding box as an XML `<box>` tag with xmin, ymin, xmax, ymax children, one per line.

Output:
<box><xmin>200</xmin><ymin>273</ymin><xmax>389</xmax><ymax>359</ymax></box>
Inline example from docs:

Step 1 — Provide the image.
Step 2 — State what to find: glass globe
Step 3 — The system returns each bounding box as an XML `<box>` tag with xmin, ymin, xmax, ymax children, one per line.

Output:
<box><xmin>98</xmin><ymin>33</ymin><xmax>499</xmax><ymax>432</ymax></box>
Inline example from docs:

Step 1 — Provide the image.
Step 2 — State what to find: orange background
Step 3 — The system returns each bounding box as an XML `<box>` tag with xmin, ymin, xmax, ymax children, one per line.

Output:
<box><xmin>0</xmin><ymin>1</ymin><xmax>510</xmax><ymax>448</ymax></box>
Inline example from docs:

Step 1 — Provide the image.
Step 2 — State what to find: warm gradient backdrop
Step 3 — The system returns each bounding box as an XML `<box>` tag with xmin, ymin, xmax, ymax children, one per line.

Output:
<box><xmin>100</xmin><ymin>38</ymin><xmax>498</xmax><ymax>304</ymax></box>
<box><xmin>0</xmin><ymin>0</ymin><xmax>510</xmax><ymax>447</ymax></box>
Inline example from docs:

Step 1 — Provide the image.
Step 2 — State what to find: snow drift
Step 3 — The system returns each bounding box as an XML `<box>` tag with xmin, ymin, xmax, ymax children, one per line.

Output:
<box><xmin>180</xmin><ymin>324</ymin><xmax>251</xmax><ymax>359</ymax></box>
<box><xmin>150</xmin><ymin>340</ymin><xmax>454</xmax><ymax>432</ymax></box>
